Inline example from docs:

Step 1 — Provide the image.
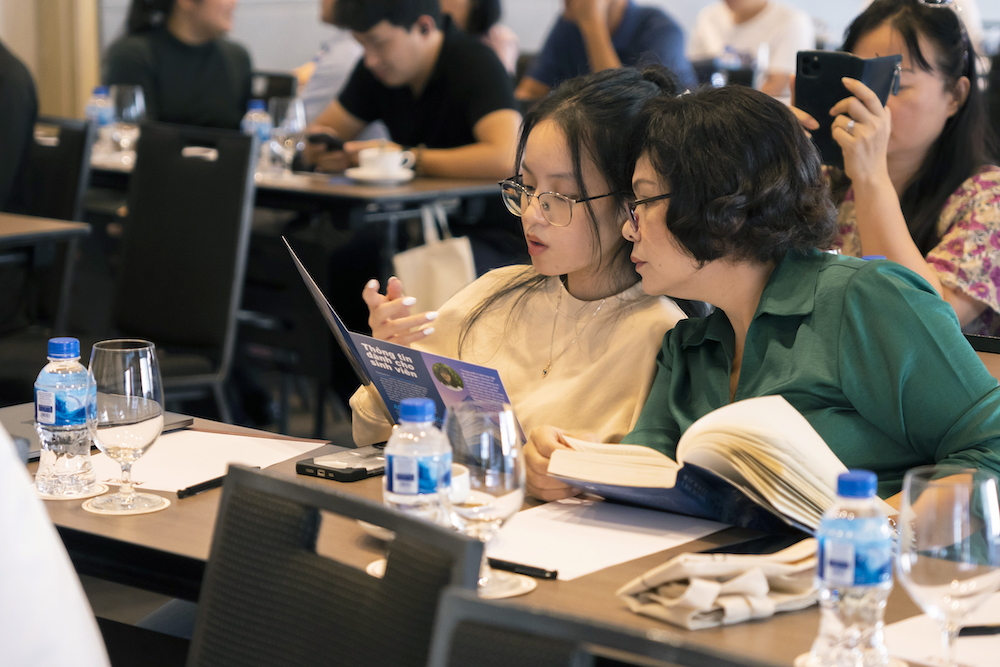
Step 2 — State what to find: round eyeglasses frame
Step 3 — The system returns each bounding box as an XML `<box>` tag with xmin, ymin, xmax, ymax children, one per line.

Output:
<box><xmin>499</xmin><ymin>179</ymin><xmax>620</xmax><ymax>227</ymax></box>
<box><xmin>625</xmin><ymin>193</ymin><xmax>672</xmax><ymax>233</ymax></box>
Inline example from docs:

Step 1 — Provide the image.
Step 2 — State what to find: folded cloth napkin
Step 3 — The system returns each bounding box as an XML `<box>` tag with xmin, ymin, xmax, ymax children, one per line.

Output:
<box><xmin>616</xmin><ymin>537</ymin><xmax>818</xmax><ymax>630</ymax></box>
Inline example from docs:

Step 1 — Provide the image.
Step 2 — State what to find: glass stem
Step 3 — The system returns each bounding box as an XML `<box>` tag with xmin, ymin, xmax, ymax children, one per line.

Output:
<box><xmin>478</xmin><ymin>545</ymin><xmax>492</xmax><ymax>590</ymax></box>
<box><xmin>943</xmin><ymin>621</ymin><xmax>960</xmax><ymax>667</ymax></box>
<box><xmin>119</xmin><ymin>461</ymin><xmax>135</xmax><ymax>502</ymax></box>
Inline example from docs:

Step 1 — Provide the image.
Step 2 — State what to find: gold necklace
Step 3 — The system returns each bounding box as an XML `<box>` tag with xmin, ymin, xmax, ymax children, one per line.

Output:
<box><xmin>543</xmin><ymin>289</ymin><xmax>607</xmax><ymax>378</ymax></box>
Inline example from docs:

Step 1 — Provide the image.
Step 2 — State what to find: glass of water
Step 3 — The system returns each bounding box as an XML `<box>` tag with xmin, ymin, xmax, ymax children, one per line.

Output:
<box><xmin>896</xmin><ymin>465</ymin><xmax>1000</xmax><ymax>667</ymax></box>
<box><xmin>87</xmin><ymin>339</ymin><xmax>166</xmax><ymax>513</ymax></box>
<box><xmin>109</xmin><ymin>85</ymin><xmax>146</xmax><ymax>151</ymax></box>
<box><xmin>444</xmin><ymin>401</ymin><xmax>535</xmax><ymax>599</ymax></box>
<box><xmin>268</xmin><ymin>96</ymin><xmax>306</xmax><ymax>177</ymax></box>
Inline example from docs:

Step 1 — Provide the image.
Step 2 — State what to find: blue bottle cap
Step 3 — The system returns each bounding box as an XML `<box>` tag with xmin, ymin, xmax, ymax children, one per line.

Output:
<box><xmin>837</xmin><ymin>469</ymin><xmax>878</xmax><ymax>498</ymax></box>
<box><xmin>247</xmin><ymin>99</ymin><xmax>266</xmax><ymax>111</ymax></box>
<box><xmin>399</xmin><ymin>398</ymin><xmax>435</xmax><ymax>423</ymax></box>
<box><xmin>861</xmin><ymin>255</ymin><xmax>887</xmax><ymax>261</ymax></box>
<box><xmin>47</xmin><ymin>337</ymin><xmax>80</xmax><ymax>359</ymax></box>
<box><xmin>93</xmin><ymin>85</ymin><xmax>109</xmax><ymax>96</ymax></box>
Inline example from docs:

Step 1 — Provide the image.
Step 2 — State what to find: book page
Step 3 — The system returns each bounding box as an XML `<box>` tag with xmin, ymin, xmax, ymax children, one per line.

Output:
<box><xmin>548</xmin><ymin>450</ymin><xmax>678</xmax><ymax>488</ymax></box>
<box><xmin>562</xmin><ymin>436</ymin><xmax>674</xmax><ymax>460</ymax></box>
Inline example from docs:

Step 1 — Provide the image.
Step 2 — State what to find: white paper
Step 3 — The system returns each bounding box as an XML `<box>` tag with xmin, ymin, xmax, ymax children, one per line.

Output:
<box><xmin>486</xmin><ymin>497</ymin><xmax>727</xmax><ymax>581</ymax></box>
<box><xmin>88</xmin><ymin>430</ymin><xmax>320</xmax><ymax>493</ymax></box>
<box><xmin>885</xmin><ymin>593</ymin><xmax>1000</xmax><ymax>667</ymax></box>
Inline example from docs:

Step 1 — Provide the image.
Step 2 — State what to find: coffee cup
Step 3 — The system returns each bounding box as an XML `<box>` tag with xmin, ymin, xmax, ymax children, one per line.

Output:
<box><xmin>358</xmin><ymin>146</ymin><xmax>415</xmax><ymax>175</ymax></box>
<box><xmin>449</xmin><ymin>463</ymin><xmax>470</xmax><ymax>505</ymax></box>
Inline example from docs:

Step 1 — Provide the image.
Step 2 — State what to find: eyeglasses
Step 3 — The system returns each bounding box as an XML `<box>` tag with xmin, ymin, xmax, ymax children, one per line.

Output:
<box><xmin>917</xmin><ymin>0</ymin><xmax>953</xmax><ymax>5</ymax></box>
<box><xmin>625</xmin><ymin>193</ymin><xmax>672</xmax><ymax>232</ymax></box>
<box><xmin>498</xmin><ymin>179</ymin><xmax>619</xmax><ymax>227</ymax></box>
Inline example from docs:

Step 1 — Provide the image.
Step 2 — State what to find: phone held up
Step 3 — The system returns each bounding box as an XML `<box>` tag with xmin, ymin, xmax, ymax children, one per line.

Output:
<box><xmin>794</xmin><ymin>50</ymin><xmax>902</xmax><ymax>169</ymax></box>
<box><xmin>306</xmin><ymin>132</ymin><xmax>345</xmax><ymax>152</ymax></box>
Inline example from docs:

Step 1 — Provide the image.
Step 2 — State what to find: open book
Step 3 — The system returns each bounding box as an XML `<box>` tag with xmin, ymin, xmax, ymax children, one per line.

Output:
<box><xmin>547</xmin><ymin>395</ymin><xmax>894</xmax><ymax>534</ymax></box>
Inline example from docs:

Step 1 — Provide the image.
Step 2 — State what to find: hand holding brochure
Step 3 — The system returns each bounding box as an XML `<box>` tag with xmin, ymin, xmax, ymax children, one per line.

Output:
<box><xmin>547</xmin><ymin>395</ymin><xmax>893</xmax><ymax>533</ymax></box>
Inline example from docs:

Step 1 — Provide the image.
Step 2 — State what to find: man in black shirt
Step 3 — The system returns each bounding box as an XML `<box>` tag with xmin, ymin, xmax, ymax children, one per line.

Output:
<box><xmin>0</xmin><ymin>39</ymin><xmax>38</xmax><ymax>213</ymax></box>
<box><xmin>104</xmin><ymin>0</ymin><xmax>251</xmax><ymax>130</ymax></box>
<box><xmin>301</xmin><ymin>0</ymin><xmax>520</xmax><ymax>178</ymax></box>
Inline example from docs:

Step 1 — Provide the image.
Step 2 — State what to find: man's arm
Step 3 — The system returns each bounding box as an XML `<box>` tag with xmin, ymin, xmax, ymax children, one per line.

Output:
<box><xmin>418</xmin><ymin>108</ymin><xmax>521</xmax><ymax>179</ymax></box>
<box><xmin>565</xmin><ymin>0</ymin><xmax>622</xmax><ymax>73</ymax></box>
<box><xmin>514</xmin><ymin>76</ymin><xmax>551</xmax><ymax>101</ymax></box>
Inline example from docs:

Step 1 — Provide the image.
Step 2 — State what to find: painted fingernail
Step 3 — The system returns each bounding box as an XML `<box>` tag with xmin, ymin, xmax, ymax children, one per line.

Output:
<box><xmin>423</xmin><ymin>327</ymin><xmax>435</xmax><ymax>336</ymax></box>
<box><xmin>402</xmin><ymin>296</ymin><xmax>417</xmax><ymax>306</ymax></box>
<box><xmin>425</xmin><ymin>311</ymin><xmax>439</xmax><ymax>321</ymax></box>
<box><xmin>365</xmin><ymin>279</ymin><xmax>378</xmax><ymax>289</ymax></box>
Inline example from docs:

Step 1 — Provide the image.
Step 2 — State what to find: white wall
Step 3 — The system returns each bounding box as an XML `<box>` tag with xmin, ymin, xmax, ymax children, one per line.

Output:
<box><xmin>96</xmin><ymin>0</ymin><xmax>1000</xmax><ymax>73</ymax></box>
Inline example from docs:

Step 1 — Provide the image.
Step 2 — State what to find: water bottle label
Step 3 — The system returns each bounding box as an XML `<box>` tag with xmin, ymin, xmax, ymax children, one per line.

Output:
<box><xmin>36</xmin><ymin>391</ymin><xmax>56</xmax><ymax>425</ymax></box>
<box><xmin>34</xmin><ymin>386</ymin><xmax>92</xmax><ymax>427</ymax></box>
<box><xmin>819</xmin><ymin>537</ymin><xmax>892</xmax><ymax>586</ymax></box>
<box><xmin>386</xmin><ymin>452</ymin><xmax>452</xmax><ymax>495</ymax></box>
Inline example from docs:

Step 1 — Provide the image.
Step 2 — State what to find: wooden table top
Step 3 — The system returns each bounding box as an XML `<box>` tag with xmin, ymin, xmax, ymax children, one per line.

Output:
<box><xmin>0</xmin><ymin>213</ymin><xmax>90</xmax><ymax>246</ymax></box>
<box><xmin>36</xmin><ymin>416</ymin><xmax>924</xmax><ymax>666</ymax></box>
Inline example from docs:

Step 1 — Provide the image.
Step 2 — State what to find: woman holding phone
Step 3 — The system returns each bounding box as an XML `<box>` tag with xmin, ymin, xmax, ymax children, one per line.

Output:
<box><xmin>351</xmin><ymin>67</ymin><xmax>691</xmax><ymax>446</ymax></box>
<box><xmin>792</xmin><ymin>0</ymin><xmax>999</xmax><ymax>333</ymax></box>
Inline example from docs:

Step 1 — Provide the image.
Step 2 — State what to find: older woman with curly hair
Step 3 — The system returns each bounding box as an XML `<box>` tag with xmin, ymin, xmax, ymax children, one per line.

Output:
<box><xmin>526</xmin><ymin>85</ymin><xmax>1000</xmax><ymax>504</ymax></box>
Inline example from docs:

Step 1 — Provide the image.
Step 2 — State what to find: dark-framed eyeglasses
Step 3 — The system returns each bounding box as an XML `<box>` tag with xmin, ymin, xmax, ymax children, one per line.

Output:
<box><xmin>917</xmin><ymin>0</ymin><xmax>953</xmax><ymax>5</ymax></box>
<box><xmin>498</xmin><ymin>178</ymin><xmax>620</xmax><ymax>227</ymax></box>
<box><xmin>625</xmin><ymin>193</ymin><xmax>672</xmax><ymax>232</ymax></box>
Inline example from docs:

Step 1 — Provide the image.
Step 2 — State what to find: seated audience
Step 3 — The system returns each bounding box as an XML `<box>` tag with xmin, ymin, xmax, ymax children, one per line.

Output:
<box><xmin>687</xmin><ymin>0</ymin><xmax>814</xmax><ymax>98</ymax></box>
<box><xmin>104</xmin><ymin>0</ymin><xmax>252</xmax><ymax>129</ymax></box>
<box><xmin>296</xmin><ymin>0</ymin><xmax>365</xmax><ymax>124</ymax></box>
<box><xmin>793</xmin><ymin>0</ymin><xmax>1000</xmax><ymax>334</ymax></box>
<box><xmin>526</xmin><ymin>84</ymin><xmax>1000</xmax><ymax>503</ymax></box>
<box><xmin>0</xmin><ymin>38</ymin><xmax>37</xmax><ymax>214</ymax></box>
<box><xmin>440</xmin><ymin>0</ymin><xmax>519</xmax><ymax>75</ymax></box>
<box><xmin>0</xmin><ymin>426</ymin><xmax>110</xmax><ymax>666</ymax></box>
<box><xmin>351</xmin><ymin>67</ymin><xmax>687</xmax><ymax>446</ymax></box>
<box><xmin>301</xmin><ymin>0</ymin><xmax>519</xmax><ymax>179</ymax></box>
<box><xmin>515</xmin><ymin>0</ymin><xmax>697</xmax><ymax>101</ymax></box>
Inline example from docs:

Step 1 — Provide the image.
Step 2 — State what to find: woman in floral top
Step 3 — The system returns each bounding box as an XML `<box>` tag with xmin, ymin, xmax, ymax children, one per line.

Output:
<box><xmin>793</xmin><ymin>0</ymin><xmax>1000</xmax><ymax>334</ymax></box>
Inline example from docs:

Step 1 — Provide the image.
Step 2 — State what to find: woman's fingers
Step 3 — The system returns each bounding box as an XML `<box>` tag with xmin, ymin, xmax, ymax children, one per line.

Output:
<box><xmin>788</xmin><ymin>105</ymin><xmax>819</xmax><ymax>132</ymax></box>
<box><xmin>524</xmin><ymin>426</ymin><xmax>578</xmax><ymax>501</ymax></box>
<box><xmin>385</xmin><ymin>276</ymin><xmax>405</xmax><ymax>301</ymax></box>
<box><xmin>841</xmin><ymin>77</ymin><xmax>884</xmax><ymax>114</ymax></box>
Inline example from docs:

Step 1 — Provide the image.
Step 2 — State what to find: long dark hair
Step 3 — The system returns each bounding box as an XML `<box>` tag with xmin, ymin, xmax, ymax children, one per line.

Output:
<box><xmin>126</xmin><ymin>0</ymin><xmax>175</xmax><ymax>34</ymax></box>
<box><xmin>457</xmin><ymin>66</ymin><xmax>680</xmax><ymax>354</ymax></box>
<box><xmin>841</xmin><ymin>0</ymin><xmax>992</xmax><ymax>255</ymax></box>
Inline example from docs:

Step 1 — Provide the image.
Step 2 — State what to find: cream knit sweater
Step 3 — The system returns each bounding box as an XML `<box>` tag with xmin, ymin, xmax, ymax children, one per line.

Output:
<box><xmin>349</xmin><ymin>265</ymin><xmax>686</xmax><ymax>445</ymax></box>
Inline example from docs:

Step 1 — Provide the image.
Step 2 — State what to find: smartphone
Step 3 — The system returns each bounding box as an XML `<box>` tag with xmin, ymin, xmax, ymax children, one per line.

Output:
<box><xmin>794</xmin><ymin>50</ymin><xmax>902</xmax><ymax>168</ymax></box>
<box><xmin>296</xmin><ymin>443</ymin><xmax>385</xmax><ymax>482</ymax></box>
<box><xmin>306</xmin><ymin>132</ymin><xmax>345</xmax><ymax>151</ymax></box>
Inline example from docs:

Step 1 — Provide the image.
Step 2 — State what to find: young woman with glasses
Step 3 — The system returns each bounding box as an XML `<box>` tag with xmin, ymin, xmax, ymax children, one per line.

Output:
<box><xmin>526</xmin><ymin>84</ymin><xmax>1000</xmax><ymax>504</ymax></box>
<box><xmin>351</xmin><ymin>67</ymin><xmax>689</xmax><ymax>447</ymax></box>
<box><xmin>793</xmin><ymin>0</ymin><xmax>1000</xmax><ymax>334</ymax></box>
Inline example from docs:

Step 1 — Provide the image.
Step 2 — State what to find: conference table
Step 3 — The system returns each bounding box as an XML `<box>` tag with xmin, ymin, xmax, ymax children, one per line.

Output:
<box><xmin>24</xmin><ymin>414</ymin><xmax>932</xmax><ymax>667</ymax></box>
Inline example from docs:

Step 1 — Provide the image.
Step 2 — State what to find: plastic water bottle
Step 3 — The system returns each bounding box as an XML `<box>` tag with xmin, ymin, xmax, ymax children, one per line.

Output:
<box><xmin>240</xmin><ymin>99</ymin><xmax>273</xmax><ymax>176</ymax></box>
<box><xmin>806</xmin><ymin>470</ymin><xmax>894</xmax><ymax>667</ymax></box>
<box><xmin>85</xmin><ymin>86</ymin><xmax>115</xmax><ymax>152</ymax></box>
<box><xmin>34</xmin><ymin>338</ymin><xmax>97</xmax><ymax>496</ymax></box>
<box><xmin>383</xmin><ymin>398</ymin><xmax>452</xmax><ymax>526</ymax></box>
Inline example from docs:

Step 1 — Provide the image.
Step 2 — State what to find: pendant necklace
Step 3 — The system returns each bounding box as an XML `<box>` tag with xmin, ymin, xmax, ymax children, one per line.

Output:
<box><xmin>542</xmin><ymin>289</ymin><xmax>607</xmax><ymax>378</ymax></box>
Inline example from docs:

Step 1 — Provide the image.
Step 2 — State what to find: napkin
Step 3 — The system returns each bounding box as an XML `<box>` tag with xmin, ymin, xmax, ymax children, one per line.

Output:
<box><xmin>616</xmin><ymin>538</ymin><xmax>819</xmax><ymax>630</ymax></box>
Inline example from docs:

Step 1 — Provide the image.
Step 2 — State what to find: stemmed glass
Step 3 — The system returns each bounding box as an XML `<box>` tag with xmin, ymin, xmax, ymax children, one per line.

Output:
<box><xmin>268</xmin><ymin>96</ymin><xmax>306</xmax><ymax>177</ymax></box>
<box><xmin>444</xmin><ymin>401</ymin><xmax>536</xmax><ymax>599</ymax></box>
<box><xmin>109</xmin><ymin>85</ymin><xmax>146</xmax><ymax>152</ymax></box>
<box><xmin>896</xmin><ymin>465</ymin><xmax>1000</xmax><ymax>667</ymax></box>
<box><xmin>87</xmin><ymin>340</ymin><xmax>166</xmax><ymax>513</ymax></box>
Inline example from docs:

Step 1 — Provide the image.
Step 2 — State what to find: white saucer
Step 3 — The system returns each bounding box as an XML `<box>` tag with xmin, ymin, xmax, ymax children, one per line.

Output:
<box><xmin>345</xmin><ymin>167</ymin><xmax>415</xmax><ymax>184</ymax></box>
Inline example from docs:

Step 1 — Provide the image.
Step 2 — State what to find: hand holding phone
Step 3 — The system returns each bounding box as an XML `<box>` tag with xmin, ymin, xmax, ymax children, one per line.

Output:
<box><xmin>307</xmin><ymin>132</ymin><xmax>345</xmax><ymax>152</ymax></box>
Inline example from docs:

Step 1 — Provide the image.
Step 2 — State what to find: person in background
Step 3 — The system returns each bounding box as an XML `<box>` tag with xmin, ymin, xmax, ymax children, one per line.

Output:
<box><xmin>440</xmin><ymin>0</ymin><xmax>519</xmax><ymax>75</ymax></box>
<box><xmin>515</xmin><ymin>0</ymin><xmax>697</xmax><ymax>102</ymax></box>
<box><xmin>0</xmin><ymin>38</ymin><xmax>37</xmax><ymax>214</ymax></box>
<box><xmin>0</xmin><ymin>426</ymin><xmax>111</xmax><ymax>666</ymax></box>
<box><xmin>301</xmin><ymin>0</ymin><xmax>519</xmax><ymax>178</ymax></box>
<box><xmin>526</xmin><ymin>84</ymin><xmax>1000</xmax><ymax>504</ymax></box>
<box><xmin>295</xmin><ymin>0</ymin><xmax>365</xmax><ymax>124</ymax></box>
<box><xmin>793</xmin><ymin>0</ymin><xmax>1000</xmax><ymax>334</ymax></box>
<box><xmin>352</xmin><ymin>67</ymin><xmax>687</xmax><ymax>447</ymax></box>
<box><xmin>687</xmin><ymin>0</ymin><xmax>815</xmax><ymax>98</ymax></box>
<box><xmin>104</xmin><ymin>0</ymin><xmax>251</xmax><ymax>129</ymax></box>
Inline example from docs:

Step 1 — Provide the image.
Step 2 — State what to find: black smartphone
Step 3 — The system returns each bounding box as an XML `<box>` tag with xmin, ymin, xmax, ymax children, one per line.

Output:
<box><xmin>296</xmin><ymin>443</ymin><xmax>385</xmax><ymax>482</ymax></box>
<box><xmin>306</xmin><ymin>132</ymin><xmax>345</xmax><ymax>151</ymax></box>
<box><xmin>794</xmin><ymin>50</ymin><xmax>902</xmax><ymax>169</ymax></box>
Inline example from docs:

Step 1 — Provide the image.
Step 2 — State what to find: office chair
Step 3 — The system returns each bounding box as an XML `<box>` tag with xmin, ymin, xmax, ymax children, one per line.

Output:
<box><xmin>26</xmin><ymin>116</ymin><xmax>95</xmax><ymax>222</ymax></box>
<box><xmin>185</xmin><ymin>465</ymin><xmax>483</xmax><ymax>667</ymax></box>
<box><xmin>427</xmin><ymin>588</ymin><xmax>783</xmax><ymax>667</ymax></box>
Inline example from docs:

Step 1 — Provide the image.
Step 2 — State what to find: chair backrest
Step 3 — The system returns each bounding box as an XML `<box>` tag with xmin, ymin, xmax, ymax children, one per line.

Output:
<box><xmin>427</xmin><ymin>588</ymin><xmax>783</xmax><ymax>667</ymax></box>
<box><xmin>250</xmin><ymin>71</ymin><xmax>297</xmax><ymax>102</ymax></box>
<box><xmin>186</xmin><ymin>465</ymin><xmax>483</xmax><ymax>667</ymax></box>
<box><xmin>112</xmin><ymin>123</ymin><xmax>256</xmax><ymax>373</ymax></box>
<box><xmin>25</xmin><ymin>115</ymin><xmax>94</xmax><ymax>222</ymax></box>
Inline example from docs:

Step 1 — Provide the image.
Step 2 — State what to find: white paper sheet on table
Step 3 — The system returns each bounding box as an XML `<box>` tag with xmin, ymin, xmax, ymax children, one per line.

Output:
<box><xmin>88</xmin><ymin>430</ymin><xmax>320</xmax><ymax>493</ymax></box>
<box><xmin>486</xmin><ymin>497</ymin><xmax>728</xmax><ymax>581</ymax></box>
<box><xmin>885</xmin><ymin>593</ymin><xmax>1000</xmax><ymax>667</ymax></box>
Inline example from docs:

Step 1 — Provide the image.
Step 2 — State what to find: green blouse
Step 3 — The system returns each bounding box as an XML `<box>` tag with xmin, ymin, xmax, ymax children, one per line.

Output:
<box><xmin>621</xmin><ymin>249</ymin><xmax>1000</xmax><ymax>498</ymax></box>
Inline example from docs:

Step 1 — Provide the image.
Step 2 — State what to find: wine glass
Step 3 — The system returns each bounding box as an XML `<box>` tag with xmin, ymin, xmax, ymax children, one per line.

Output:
<box><xmin>268</xmin><ymin>96</ymin><xmax>306</xmax><ymax>177</ymax></box>
<box><xmin>896</xmin><ymin>465</ymin><xmax>1000</xmax><ymax>667</ymax></box>
<box><xmin>444</xmin><ymin>401</ymin><xmax>535</xmax><ymax>599</ymax></box>
<box><xmin>87</xmin><ymin>339</ymin><xmax>166</xmax><ymax>513</ymax></box>
<box><xmin>109</xmin><ymin>85</ymin><xmax>146</xmax><ymax>152</ymax></box>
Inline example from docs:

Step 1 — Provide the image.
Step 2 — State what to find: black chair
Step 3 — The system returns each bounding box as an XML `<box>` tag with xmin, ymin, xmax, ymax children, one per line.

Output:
<box><xmin>112</xmin><ymin>122</ymin><xmax>257</xmax><ymax>423</ymax></box>
<box><xmin>427</xmin><ymin>588</ymin><xmax>783</xmax><ymax>667</ymax></box>
<box><xmin>185</xmin><ymin>465</ymin><xmax>483</xmax><ymax>667</ymax></box>
<box><xmin>26</xmin><ymin>116</ymin><xmax>94</xmax><ymax>222</ymax></box>
<box><xmin>250</xmin><ymin>71</ymin><xmax>297</xmax><ymax>102</ymax></box>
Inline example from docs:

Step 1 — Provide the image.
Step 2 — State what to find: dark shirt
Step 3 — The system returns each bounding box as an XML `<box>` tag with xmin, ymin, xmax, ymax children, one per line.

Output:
<box><xmin>526</xmin><ymin>1</ymin><xmax>697</xmax><ymax>91</ymax></box>
<box><xmin>338</xmin><ymin>19</ymin><xmax>516</xmax><ymax>149</ymax></box>
<box><xmin>0</xmin><ymin>40</ymin><xmax>38</xmax><ymax>213</ymax></box>
<box><xmin>103</xmin><ymin>27</ymin><xmax>252</xmax><ymax>130</ymax></box>
<box><xmin>990</xmin><ymin>54</ymin><xmax>1000</xmax><ymax>150</ymax></box>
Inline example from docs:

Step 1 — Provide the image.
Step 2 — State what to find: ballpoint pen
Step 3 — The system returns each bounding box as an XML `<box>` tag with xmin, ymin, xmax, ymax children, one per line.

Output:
<box><xmin>487</xmin><ymin>558</ymin><xmax>557</xmax><ymax>580</ymax></box>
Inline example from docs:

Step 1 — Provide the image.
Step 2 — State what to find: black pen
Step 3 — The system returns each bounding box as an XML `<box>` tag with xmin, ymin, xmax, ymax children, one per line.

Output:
<box><xmin>176</xmin><ymin>474</ymin><xmax>226</xmax><ymax>499</ymax></box>
<box><xmin>959</xmin><ymin>624</ymin><xmax>1000</xmax><ymax>637</ymax></box>
<box><xmin>488</xmin><ymin>558</ymin><xmax>557</xmax><ymax>580</ymax></box>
